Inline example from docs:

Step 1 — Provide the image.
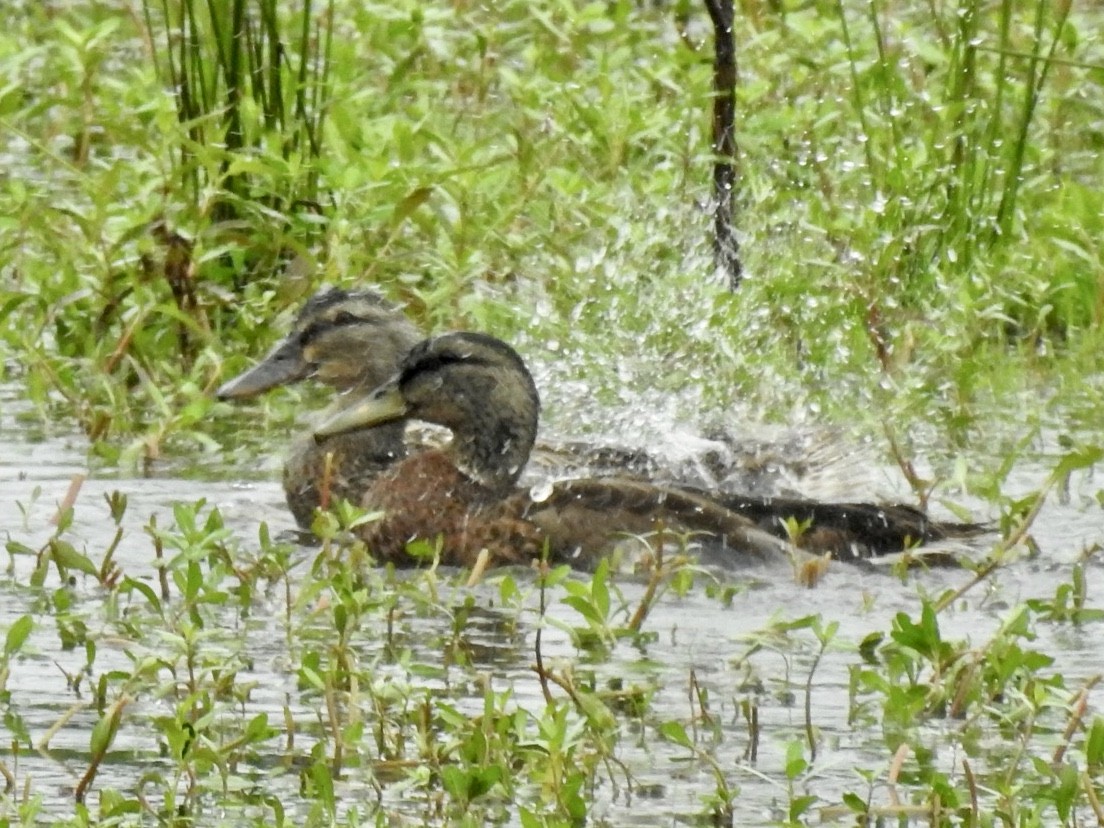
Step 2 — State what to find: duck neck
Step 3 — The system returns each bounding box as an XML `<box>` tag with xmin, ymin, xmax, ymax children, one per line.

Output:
<box><xmin>450</xmin><ymin>413</ymin><xmax>536</xmax><ymax>498</ymax></box>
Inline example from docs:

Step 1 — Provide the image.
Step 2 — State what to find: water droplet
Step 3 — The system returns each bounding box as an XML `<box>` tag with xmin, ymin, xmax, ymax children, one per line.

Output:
<box><xmin>529</xmin><ymin>480</ymin><xmax>553</xmax><ymax>503</ymax></box>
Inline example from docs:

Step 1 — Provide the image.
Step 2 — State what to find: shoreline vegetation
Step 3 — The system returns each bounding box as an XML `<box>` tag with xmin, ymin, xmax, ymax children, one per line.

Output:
<box><xmin>2</xmin><ymin>1</ymin><xmax>1104</xmax><ymax>824</ymax></box>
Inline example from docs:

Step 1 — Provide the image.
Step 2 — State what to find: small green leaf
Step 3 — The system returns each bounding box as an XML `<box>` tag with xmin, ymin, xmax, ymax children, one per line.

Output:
<box><xmin>389</xmin><ymin>187</ymin><xmax>433</xmax><ymax>228</ymax></box>
<box><xmin>4</xmin><ymin>615</ymin><xmax>33</xmax><ymax>656</ymax></box>
<box><xmin>299</xmin><ymin>666</ymin><xmax>325</xmax><ymax>691</ymax></box>
<box><xmin>574</xmin><ymin>690</ymin><xmax>615</xmax><ymax>731</ymax></box>
<box><xmin>308</xmin><ymin>759</ymin><xmax>335</xmax><ymax>811</ymax></box>
<box><xmin>90</xmin><ymin>711</ymin><xmax>116</xmax><ymax>756</ymax></box>
<box><xmin>245</xmin><ymin>713</ymin><xmax>271</xmax><ymax>743</ymax></box>
<box><xmin>5</xmin><ymin>541</ymin><xmax>38</xmax><ymax>557</ymax></box>
<box><xmin>590</xmin><ymin>559</ymin><xmax>610</xmax><ymax>617</ymax></box>
<box><xmin>440</xmin><ymin>765</ymin><xmax>469</xmax><ymax>802</ymax></box>
<box><xmin>185</xmin><ymin>560</ymin><xmax>202</xmax><ymax>601</ymax></box>
<box><xmin>121</xmin><ymin>578</ymin><xmax>162</xmax><ymax>615</ymax></box>
<box><xmin>841</xmin><ymin>791</ymin><xmax>867</xmax><ymax>812</ymax></box>
<box><xmin>657</xmin><ymin>720</ymin><xmax>693</xmax><ymax>749</ymax></box>
<box><xmin>561</xmin><ymin>595</ymin><xmax>605</xmax><ymax>626</ymax></box>
<box><xmin>1087</xmin><ymin>717</ymin><xmax>1104</xmax><ymax>768</ymax></box>
<box><xmin>784</xmin><ymin>741</ymin><xmax>807</xmax><ymax>779</ymax></box>
<box><xmin>50</xmin><ymin>540</ymin><xmax>99</xmax><ymax>577</ymax></box>
<box><xmin>789</xmin><ymin>794</ymin><xmax>817</xmax><ymax>819</ymax></box>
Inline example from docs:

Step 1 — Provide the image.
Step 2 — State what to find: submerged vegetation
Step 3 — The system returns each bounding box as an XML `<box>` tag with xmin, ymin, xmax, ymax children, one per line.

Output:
<box><xmin>1</xmin><ymin>0</ymin><xmax>1104</xmax><ymax>824</ymax></box>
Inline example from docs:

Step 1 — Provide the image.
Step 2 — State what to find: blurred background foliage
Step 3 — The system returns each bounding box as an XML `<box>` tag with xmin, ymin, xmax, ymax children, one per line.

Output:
<box><xmin>0</xmin><ymin>0</ymin><xmax>1101</xmax><ymax>470</ymax></box>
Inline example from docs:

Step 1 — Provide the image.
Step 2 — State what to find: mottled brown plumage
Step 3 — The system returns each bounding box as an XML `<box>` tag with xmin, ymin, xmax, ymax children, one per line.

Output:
<box><xmin>222</xmin><ymin>293</ymin><xmax>981</xmax><ymax>562</ymax></box>
<box><xmin>217</xmin><ymin>289</ymin><xmax>422</xmax><ymax>528</ymax></box>
<box><xmin>708</xmin><ymin>494</ymin><xmax>982</xmax><ymax>561</ymax></box>
<box><xmin>314</xmin><ymin>333</ymin><xmax>828</xmax><ymax>569</ymax></box>
<box><xmin>217</xmin><ymin>288</ymin><xmax>673</xmax><ymax>530</ymax></box>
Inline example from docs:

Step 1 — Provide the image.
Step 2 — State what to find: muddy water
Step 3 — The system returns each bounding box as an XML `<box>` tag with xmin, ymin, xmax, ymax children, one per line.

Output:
<box><xmin>1</xmin><ymin>389</ymin><xmax>1102</xmax><ymax>824</ymax></box>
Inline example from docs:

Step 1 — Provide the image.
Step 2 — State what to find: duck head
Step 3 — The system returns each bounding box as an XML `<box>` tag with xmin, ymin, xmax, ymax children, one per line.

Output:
<box><xmin>217</xmin><ymin>288</ymin><xmax>422</xmax><ymax>399</ymax></box>
<box><xmin>315</xmin><ymin>332</ymin><xmax>541</xmax><ymax>496</ymax></box>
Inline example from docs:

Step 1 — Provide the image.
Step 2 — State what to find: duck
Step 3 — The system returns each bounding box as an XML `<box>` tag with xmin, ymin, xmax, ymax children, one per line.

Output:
<box><xmin>216</xmin><ymin>289</ymin><xmax>423</xmax><ymax>528</ymax></box>
<box><xmin>312</xmin><ymin>332</ymin><xmax>977</xmax><ymax>569</ymax></box>
<box><xmin>219</xmin><ymin>289</ymin><xmax>982</xmax><ymax>558</ymax></box>
<box><xmin>214</xmin><ymin>287</ymin><xmax>688</xmax><ymax>530</ymax></box>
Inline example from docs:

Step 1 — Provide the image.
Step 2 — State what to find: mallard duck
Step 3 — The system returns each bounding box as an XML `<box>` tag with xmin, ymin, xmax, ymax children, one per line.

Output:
<box><xmin>313</xmin><ymin>332</ymin><xmax>975</xmax><ymax>569</ymax></box>
<box><xmin>216</xmin><ymin>287</ymin><xmax>670</xmax><ymax>530</ymax></box>
<box><xmin>217</xmin><ymin>289</ymin><xmax>422</xmax><ymax>528</ymax></box>
<box><xmin>220</xmin><ymin>289</ymin><xmax>981</xmax><ymax>557</ymax></box>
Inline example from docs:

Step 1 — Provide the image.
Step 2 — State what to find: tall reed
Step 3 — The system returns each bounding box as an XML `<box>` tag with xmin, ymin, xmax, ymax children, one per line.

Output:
<box><xmin>142</xmin><ymin>0</ymin><xmax>335</xmax><ymax>228</ymax></box>
<box><xmin>831</xmin><ymin>0</ymin><xmax>1073</xmax><ymax>286</ymax></box>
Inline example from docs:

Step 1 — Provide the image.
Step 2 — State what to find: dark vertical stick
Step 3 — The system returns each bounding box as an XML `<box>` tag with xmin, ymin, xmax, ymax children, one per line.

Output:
<box><xmin>703</xmin><ymin>0</ymin><xmax>742</xmax><ymax>289</ymax></box>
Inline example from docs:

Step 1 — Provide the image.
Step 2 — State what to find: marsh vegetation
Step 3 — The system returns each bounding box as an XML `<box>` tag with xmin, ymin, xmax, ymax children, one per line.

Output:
<box><xmin>2</xmin><ymin>0</ymin><xmax>1104</xmax><ymax>825</ymax></box>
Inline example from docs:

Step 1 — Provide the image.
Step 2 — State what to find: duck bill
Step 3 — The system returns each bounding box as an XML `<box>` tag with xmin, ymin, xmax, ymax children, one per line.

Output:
<box><xmin>216</xmin><ymin>336</ymin><xmax>311</xmax><ymax>400</ymax></box>
<box><xmin>314</xmin><ymin>385</ymin><xmax>409</xmax><ymax>440</ymax></box>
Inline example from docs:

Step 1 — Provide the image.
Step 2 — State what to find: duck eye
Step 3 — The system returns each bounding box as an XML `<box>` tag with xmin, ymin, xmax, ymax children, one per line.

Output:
<box><xmin>297</xmin><ymin>322</ymin><xmax>323</xmax><ymax>345</ymax></box>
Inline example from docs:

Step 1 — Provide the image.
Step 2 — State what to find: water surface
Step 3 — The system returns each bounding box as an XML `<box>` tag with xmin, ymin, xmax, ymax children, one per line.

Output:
<box><xmin>1</xmin><ymin>385</ymin><xmax>1102</xmax><ymax>825</ymax></box>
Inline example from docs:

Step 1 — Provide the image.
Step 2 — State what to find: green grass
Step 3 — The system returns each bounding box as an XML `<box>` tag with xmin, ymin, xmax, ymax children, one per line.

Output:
<box><xmin>2</xmin><ymin>0</ymin><xmax>1102</xmax><ymax>477</ymax></box>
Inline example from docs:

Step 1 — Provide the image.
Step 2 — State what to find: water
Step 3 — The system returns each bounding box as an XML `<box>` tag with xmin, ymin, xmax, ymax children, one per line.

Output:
<box><xmin>1</xmin><ymin>384</ymin><xmax>1102</xmax><ymax>825</ymax></box>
